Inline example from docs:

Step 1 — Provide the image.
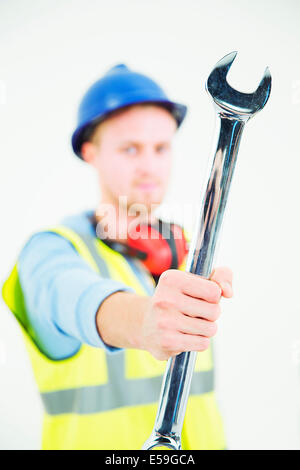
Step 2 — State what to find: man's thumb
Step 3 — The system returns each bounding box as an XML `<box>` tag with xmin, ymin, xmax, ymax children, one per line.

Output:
<box><xmin>209</xmin><ymin>266</ymin><xmax>233</xmax><ymax>298</ymax></box>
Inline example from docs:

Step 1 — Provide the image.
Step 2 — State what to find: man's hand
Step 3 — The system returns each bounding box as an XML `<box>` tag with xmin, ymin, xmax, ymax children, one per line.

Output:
<box><xmin>96</xmin><ymin>266</ymin><xmax>233</xmax><ymax>360</ymax></box>
<box><xmin>140</xmin><ymin>267</ymin><xmax>233</xmax><ymax>360</ymax></box>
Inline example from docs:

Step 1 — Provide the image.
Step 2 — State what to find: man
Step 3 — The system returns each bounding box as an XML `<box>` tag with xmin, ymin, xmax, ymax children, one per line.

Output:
<box><xmin>2</xmin><ymin>64</ymin><xmax>233</xmax><ymax>450</ymax></box>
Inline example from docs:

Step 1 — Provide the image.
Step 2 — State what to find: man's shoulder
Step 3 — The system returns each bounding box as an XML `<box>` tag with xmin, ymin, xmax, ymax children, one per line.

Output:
<box><xmin>60</xmin><ymin>209</ymin><xmax>95</xmax><ymax>236</ymax></box>
<box><xmin>19</xmin><ymin>210</ymin><xmax>96</xmax><ymax>261</ymax></box>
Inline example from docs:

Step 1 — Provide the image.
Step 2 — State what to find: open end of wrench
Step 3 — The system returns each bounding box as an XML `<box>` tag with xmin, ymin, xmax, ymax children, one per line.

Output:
<box><xmin>142</xmin><ymin>433</ymin><xmax>181</xmax><ymax>451</ymax></box>
<box><xmin>206</xmin><ymin>51</ymin><xmax>272</xmax><ymax>118</ymax></box>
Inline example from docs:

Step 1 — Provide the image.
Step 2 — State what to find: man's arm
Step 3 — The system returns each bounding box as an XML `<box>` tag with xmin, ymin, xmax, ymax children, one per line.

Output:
<box><xmin>18</xmin><ymin>230</ymin><xmax>233</xmax><ymax>362</ymax></box>
<box><xmin>18</xmin><ymin>231</ymin><xmax>134</xmax><ymax>359</ymax></box>
<box><xmin>97</xmin><ymin>267</ymin><xmax>233</xmax><ymax>361</ymax></box>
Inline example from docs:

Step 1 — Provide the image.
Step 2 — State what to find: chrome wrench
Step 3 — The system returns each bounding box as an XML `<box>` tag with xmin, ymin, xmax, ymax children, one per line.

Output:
<box><xmin>142</xmin><ymin>51</ymin><xmax>272</xmax><ymax>450</ymax></box>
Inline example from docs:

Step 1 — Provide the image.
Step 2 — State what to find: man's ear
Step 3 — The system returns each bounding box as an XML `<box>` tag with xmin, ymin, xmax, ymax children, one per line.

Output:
<box><xmin>80</xmin><ymin>141</ymin><xmax>97</xmax><ymax>166</ymax></box>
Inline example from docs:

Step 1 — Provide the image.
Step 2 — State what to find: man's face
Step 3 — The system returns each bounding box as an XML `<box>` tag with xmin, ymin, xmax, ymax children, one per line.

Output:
<box><xmin>82</xmin><ymin>104</ymin><xmax>177</xmax><ymax>211</ymax></box>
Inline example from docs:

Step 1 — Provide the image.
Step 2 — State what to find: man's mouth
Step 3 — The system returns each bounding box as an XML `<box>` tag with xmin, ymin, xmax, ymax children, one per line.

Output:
<box><xmin>136</xmin><ymin>182</ymin><xmax>159</xmax><ymax>191</ymax></box>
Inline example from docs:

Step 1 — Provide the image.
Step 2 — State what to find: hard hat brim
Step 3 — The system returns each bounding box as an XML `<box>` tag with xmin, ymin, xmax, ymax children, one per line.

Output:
<box><xmin>72</xmin><ymin>100</ymin><xmax>187</xmax><ymax>160</ymax></box>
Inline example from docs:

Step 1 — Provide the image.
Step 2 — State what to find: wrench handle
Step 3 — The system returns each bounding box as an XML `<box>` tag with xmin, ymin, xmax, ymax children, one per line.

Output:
<box><xmin>142</xmin><ymin>115</ymin><xmax>245</xmax><ymax>450</ymax></box>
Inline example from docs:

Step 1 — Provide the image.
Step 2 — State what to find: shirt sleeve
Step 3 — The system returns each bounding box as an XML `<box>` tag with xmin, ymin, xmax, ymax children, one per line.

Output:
<box><xmin>18</xmin><ymin>231</ymin><xmax>135</xmax><ymax>360</ymax></box>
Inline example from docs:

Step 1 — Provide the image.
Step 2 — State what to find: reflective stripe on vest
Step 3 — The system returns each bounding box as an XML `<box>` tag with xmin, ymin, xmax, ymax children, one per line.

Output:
<box><xmin>41</xmin><ymin>353</ymin><xmax>214</xmax><ymax>415</ymax></box>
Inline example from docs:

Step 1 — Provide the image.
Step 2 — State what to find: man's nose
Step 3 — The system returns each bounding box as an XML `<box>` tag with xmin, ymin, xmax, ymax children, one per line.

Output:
<box><xmin>137</xmin><ymin>148</ymin><xmax>159</xmax><ymax>173</ymax></box>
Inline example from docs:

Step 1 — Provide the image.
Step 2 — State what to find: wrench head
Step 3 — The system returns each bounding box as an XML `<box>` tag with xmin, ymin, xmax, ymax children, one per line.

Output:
<box><xmin>206</xmin><ymin>51</ymin><xmax>272</xmax><ymax>118</ymax></box>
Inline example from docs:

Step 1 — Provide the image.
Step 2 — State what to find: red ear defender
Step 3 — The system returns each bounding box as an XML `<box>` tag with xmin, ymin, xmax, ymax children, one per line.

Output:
<box><xmin>126</xmin><ymin>220</ymin><xmax>189</xmax><ymax>276</ymax></box>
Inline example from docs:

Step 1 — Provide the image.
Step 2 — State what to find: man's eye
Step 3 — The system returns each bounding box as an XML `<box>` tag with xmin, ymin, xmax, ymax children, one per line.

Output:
<box><xmin>156</xmin><ymin>145</ymin><xmax>169</xmax><ymax>153</ymax></box>
<box><xmin>122</xmin><ymin>146</ymin><xmax>137</xmax><ymax>155</ymax></box>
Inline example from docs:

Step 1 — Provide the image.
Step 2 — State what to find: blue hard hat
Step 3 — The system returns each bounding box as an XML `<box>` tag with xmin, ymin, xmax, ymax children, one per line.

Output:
<box><xmin>71</xmin><ymin>64</ymin><xmax>187</xmax><ymax>159</ymax></box>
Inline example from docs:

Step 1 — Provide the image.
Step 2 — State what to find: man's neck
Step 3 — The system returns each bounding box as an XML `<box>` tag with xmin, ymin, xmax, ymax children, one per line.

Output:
<box><xmin>94</xmin><ymin>201</ymin><xmax>158</xmax><ymax>243</ymax></box>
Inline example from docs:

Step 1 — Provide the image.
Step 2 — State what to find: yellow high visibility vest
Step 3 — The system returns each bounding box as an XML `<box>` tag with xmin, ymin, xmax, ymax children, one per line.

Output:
<box><xmin>2</xmin><ymin>225</ymin><xmax>226</xmax><ymax>450</ymax></box>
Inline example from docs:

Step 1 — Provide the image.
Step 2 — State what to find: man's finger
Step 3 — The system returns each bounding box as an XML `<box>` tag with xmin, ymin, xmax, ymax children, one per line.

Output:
<box><xmin>209</xmin><ymin>266</ymin><xmax>233</xmax><ymax>298</ymax></box>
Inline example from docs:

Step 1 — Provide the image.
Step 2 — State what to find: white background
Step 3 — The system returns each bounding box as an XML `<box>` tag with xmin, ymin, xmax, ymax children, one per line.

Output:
<box><xmin>0</xmin><ymin>0</ymin><xmax>300</xmax><ymax>450</ymax></box>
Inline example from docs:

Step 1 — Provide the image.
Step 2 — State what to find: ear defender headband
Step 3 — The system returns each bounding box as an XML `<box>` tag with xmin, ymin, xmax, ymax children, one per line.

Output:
<box><xmin>95</xmin><ymin>218</ymin><xmax>189</xmax><ymax>277</ymax></box>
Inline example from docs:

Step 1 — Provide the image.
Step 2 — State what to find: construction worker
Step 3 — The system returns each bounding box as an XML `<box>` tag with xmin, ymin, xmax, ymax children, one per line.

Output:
<box><xmin>2</xmin><ymin>64</ymin><xmax>233</xmax><ymax>450</ymax></box>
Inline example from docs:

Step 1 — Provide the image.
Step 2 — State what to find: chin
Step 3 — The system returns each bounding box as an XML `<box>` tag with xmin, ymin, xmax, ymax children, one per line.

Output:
<box><xmin>129</xmin><ymin>192</ymin><xmax>163</xmax><ymax>210</ymax></box>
